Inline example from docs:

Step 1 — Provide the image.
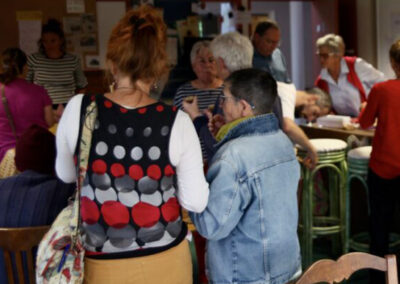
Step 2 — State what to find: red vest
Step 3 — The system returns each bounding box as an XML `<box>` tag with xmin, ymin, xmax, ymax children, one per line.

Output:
<box><xmin>315</xmin><ymin>56</ymin><xmax>367</xmax><ymax>105</ymax></box>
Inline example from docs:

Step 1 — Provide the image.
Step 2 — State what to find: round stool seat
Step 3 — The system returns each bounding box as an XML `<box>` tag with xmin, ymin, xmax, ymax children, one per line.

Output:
<box><xmin>298</xmin><ymin>139</ymin><xmax>347</xmax><ymax>153</ymax></box>
<box><xmin>348</xmin><ymin>146</ymin><xmax>372</xmax><ymax>160</ymax></box>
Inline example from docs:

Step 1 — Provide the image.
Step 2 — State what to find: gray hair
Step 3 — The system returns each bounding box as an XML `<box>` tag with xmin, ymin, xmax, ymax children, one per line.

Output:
<box><xmin>210</xmin><ymin>32</ymin><xmax>253</xmax><ymax>73</ymax></box>
<box><xmin>190</xmin><ymin>40</ymin><xmax>211</xmax><ymax>65</ymax></box>
<box><xmin>316</xmin><ymin>33</ymin><xmax>345</xmax><ymax>55</ymax></box>
<box><xmin>306</xmin><ymin>87</ymin><xmax>332</xmax><ymax>110</ymax></box>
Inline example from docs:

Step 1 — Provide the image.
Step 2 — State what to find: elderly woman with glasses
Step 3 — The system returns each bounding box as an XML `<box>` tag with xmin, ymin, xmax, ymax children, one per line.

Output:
<box><xmin>315</xmin><ymin>34</ymin><xmax>384</xmax><ymax>117</ymax></box>
<box><xmin>173</xmin><ymin>40</ymin><xmax>223</xmax><ymax>160</ymax></box>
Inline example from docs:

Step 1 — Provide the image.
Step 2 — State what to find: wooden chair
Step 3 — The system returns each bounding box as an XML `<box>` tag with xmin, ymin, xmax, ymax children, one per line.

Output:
<box><xmin>296</xmin><ymin>252</ymin><xmax>398</xmax><ymax>284</ymax></box>
<box><xmin>0</xmin><ymin>226</ymin><xmax>50</xmax><ymax>284</ymax></box>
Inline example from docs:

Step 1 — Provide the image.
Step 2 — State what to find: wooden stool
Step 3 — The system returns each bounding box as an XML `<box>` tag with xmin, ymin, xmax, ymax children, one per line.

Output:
<box><xmin>297</xmin><ymin>139</ymin><xmax>348</xmax><ymax>268</ymax></box>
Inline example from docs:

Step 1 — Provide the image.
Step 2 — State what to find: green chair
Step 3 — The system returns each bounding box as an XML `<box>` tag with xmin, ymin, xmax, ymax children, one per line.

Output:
<box><xmin>297</xmin><ymin>138</ymin><xmax>348</xmax><ymax>269</ymax></box>
<box><xmin>345</xmin><ymin>146</ymin><xmax>400</xmax><ymax>253</ymax></box>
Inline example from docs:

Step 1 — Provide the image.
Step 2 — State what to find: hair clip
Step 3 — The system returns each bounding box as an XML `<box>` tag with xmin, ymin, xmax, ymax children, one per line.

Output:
<box><xmin>129</xmin><ymin>16</ymin><xmax>146</xmax><ymax>32</ymax></box>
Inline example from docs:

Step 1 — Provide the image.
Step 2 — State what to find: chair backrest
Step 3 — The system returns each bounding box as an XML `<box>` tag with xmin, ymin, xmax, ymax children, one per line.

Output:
<box><xmin>296</xmin><ymin>252</ymin><xmax>398</xmax><ymax>284</ymax></box>
<box><xmin>0</xmin><ymin>226</ymin><xmax>50</xmax><ymax>284</ymax></box>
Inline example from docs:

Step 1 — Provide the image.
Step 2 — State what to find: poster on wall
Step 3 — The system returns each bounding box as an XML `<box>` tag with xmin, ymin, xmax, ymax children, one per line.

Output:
<box><xmin>67</xmin><ymin>0</ymin><xmax>85</xmax><ymax>14</ymax></box>
<box><xmin>64</xmin><ymin>13</ymin><xmax>98</xmax><ymax>68</ymax></box>
<box><xmin>16</xmin><ymin>11</ymin><xmax>43</xmax><ymax>56</ymax></box>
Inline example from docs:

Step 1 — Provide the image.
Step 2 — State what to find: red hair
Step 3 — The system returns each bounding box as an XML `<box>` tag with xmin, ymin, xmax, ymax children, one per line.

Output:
<box><xmin>106</xmin><ymin>5</ymin><xmax>168</xmax><ymax>85</ymax></box>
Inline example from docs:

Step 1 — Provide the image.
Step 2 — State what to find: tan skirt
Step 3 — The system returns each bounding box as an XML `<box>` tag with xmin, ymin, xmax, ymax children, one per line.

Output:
<box><xmin>83</xmin><ymin>240</ymin><xmax>192</xmax><ymax>284</ymax></box>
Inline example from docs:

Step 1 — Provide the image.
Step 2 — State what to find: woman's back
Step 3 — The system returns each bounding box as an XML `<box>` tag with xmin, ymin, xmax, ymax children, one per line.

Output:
<box><xmin>76</xmin><ymin>94</ymin><xmax>186</xmax><ymax>256</ymax></box>
<box><xmin>0</xmin><ymin>78</ymin><xmax>51</xmax><ymax>160</ymax></box>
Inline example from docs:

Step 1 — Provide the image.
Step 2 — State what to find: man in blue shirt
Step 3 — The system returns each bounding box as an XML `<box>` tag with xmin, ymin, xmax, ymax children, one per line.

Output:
<box><xmin>252</xmin><ymin>20</ymin><xmax>291</xmax><ymax>83</ymax></box>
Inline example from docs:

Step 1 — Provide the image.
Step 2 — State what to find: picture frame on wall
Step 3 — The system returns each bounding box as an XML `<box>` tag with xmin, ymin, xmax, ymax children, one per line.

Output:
<box><xmin>84</xmin><ymin>53</ymin><xmax>101</xmax><ymax>70</ymax></box>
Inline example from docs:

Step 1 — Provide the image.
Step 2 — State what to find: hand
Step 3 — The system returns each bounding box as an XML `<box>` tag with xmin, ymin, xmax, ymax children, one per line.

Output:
<box><xmin>303</xmin><ymin>146</ymin><xmax>318</xmax><ymax>169</ymax></box>
<box><xmin>360</xmin><ymin>101</ymin><xmax>367</xmax><ymax>111</ymax></box>
<box><xmin>207</xmin><ymin>113</ymin><xmax>225</xmax><ymax>137</ymax></box>
<box><xmin>182</xmin><ymin>96</ymin><xmax>201</xmax><ymax>120</ymax></box>
<box><xmin>296</xmin><ymin>91</ymin><xmax>319</xmax><ymax>107</ymax></box>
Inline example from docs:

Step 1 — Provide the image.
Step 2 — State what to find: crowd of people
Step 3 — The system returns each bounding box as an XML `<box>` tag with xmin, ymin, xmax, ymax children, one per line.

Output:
<box><xmin>0</xmin><ymin>3</ymin><xmax>400</xmax><ymax>284</ymax></box>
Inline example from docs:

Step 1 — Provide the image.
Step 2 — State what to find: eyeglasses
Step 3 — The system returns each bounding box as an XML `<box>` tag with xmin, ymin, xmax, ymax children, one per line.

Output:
<box><xmin>316</xmin><ymin>51</ymin><xmax>335</xmax><ymax>59</ymax></box>
<box><xmin>220</xmin><ymin>95</ymin><xmax>255</xmax><ymax>109</ymax></box>
<box><xmin>219</xmin><ymin>95</ymin><xmax>238</xmax><ymax>104</ymax></box>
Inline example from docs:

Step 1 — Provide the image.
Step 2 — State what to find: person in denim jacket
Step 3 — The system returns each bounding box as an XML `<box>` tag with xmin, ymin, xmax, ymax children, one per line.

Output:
<box><xmin>190</xmin><ymin>68</ymin><xmax>301</xmax><ymax>284</ymax></box>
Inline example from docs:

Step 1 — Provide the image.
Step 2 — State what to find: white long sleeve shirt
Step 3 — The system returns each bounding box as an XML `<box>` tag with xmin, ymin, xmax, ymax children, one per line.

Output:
<box><xmin>319</xmin><ymin>57</ymin><xmax>385</xmax><ymax>116</ymax></box>
<box><xmin>56</xmin><ymin>94</ymin><xmax>209</xmax><ymax>213</ymax></box>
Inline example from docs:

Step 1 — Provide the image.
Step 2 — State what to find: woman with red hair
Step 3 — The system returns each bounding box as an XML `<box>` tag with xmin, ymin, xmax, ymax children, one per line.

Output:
<box><xmin>56</xmin><ymin>5</ymin><xmax>209</xmax><ymax>283</ymax></box>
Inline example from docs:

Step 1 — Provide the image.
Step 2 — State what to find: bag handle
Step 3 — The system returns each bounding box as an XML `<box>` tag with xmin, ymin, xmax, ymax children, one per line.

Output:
<box><xmin>71</xmin><ymin>100</ymin><xmax>98</xmax><ymax>244</ymax></box>
<box><xmin>0</xmin><ymin>83</ymin><xmax>18</xmax><ymax>141</ymax></box>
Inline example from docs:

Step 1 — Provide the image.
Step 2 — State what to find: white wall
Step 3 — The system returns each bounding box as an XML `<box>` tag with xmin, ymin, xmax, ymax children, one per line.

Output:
<box><xmin>376</xmin><ymin>0</ymin><xmax>400</xmax><ymax>78</ymax></box>
<box><xmin>289</xmin><ymin>1</ymin><xmax>313</xmax><ymax>89</ymax></box>
<box><xmin>356</xmin><ymin>0</ymin><xmax>376</xmax><ymax>66</ymax></box>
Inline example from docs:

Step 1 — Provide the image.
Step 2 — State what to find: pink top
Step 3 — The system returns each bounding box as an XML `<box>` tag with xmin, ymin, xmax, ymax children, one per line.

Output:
<box><xmin>0</xmin><ymin>78</ymin><xmax>52</xmax><ymax>161</ymax></box>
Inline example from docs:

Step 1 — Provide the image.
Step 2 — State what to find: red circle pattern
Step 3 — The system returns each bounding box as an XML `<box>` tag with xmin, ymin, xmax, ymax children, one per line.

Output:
<box><xmin>138</xmin><ymin>108</ymin><xmax>147</xmax><ymax>114</ymax></box>
<box><xmin>161</xmin><ymin>197</ymin><xmax>180</xmax><ymax>222</ymax></box>
<box><xmin>81</xmin><ymin>197</ymin><xmax>100</xmax><ymax>224</ymax></box>
<box><xmin>104</xmin><ymin>100</ymin><xmax>113</xmax><ymax>108</ymax></box>
<box><xmin>92</xmin><ymin>159</ymin><xmax>107</xmax><ymax>174</ymax></box>
<box><xmin>147</xmin><ymin>165</ymin><xmax>161</xmax><ymax>180</ymax></box>
<box><xmin>101</xmin><ymin>201</ymin><xmax>130</xmax><ymax>228</ymax></box>
<box><xmin>156</xmin><ymin>105</ymin><xmax>164</xmax><ymax>112</ymax></box>
<box><xmin>129</xmin><ymin>164</ymin><xmax>144</xmax><ymax>180</ymax></box>
<box><xmin>164</xmin><ymin>165</ymin><xmax>175</xmax><ymax>176</ymax></box>
<box><xmin>110</xmin><ymin>163</ymin><xmax>125</xmax><ymax>177</ymax></box>
<box><xmin>131</xmin><ymin>202</ymin><xmax>160</xmax><ymax>227</ymax></box>
<box><xmin>120</xmin><ymin>107</ymin><xmax>128</xmax><ymax>114</ymax></box>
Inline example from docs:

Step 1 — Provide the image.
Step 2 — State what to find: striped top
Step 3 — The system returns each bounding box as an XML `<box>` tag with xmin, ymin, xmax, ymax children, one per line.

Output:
<box><xmin>26</xmin><ymin>52</ymin><xmax>88</xmax><ymax>104</ymax></box>
<box><xmin>173</xmin><ymin>82</ymin><xmax>223</xmax><ymax>160</ymax></box>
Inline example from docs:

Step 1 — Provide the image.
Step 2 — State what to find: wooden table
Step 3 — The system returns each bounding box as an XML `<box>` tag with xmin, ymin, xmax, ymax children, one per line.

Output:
<box><xmin>300</xmin><ymin>124</ymin><xmax>374</xmax><ymax>143</ymax></box>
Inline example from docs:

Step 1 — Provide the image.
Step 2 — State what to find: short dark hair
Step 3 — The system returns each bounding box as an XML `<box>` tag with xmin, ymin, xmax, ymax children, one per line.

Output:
<box><xmin>39</xmin><ymin>19</ymin><xmax>66</xmax><ymax>54</ymax></box>
<box><xmin>254</xmin><ymin>20</ymin><xmax>279</xmax><ymax>36</ymax></box>
<box><xmin>0</xmin><ymin>48</ymin><xmax>27</xmax><ymax>85</ymax></box>
<box><xmin>225</xmin><ymin>68</ymin><xmax>277</xmax><ymax>114</ymax></box>
<box><xmin>15</xmin><ymin>124</ymin><xmax>56</xmax><ymax>175</ymax></box>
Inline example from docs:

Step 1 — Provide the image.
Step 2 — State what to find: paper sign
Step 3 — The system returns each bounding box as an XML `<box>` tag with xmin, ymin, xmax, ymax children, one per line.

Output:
<box><xmin>67</xmin><ymin>0</ymin><xmax>85</xmax><ymax>14</ymax></box>
<box><xmin>16</xmin><ymin>11</ymin><xmax>42</xmax><ymax>21</ymax></box>
<box><xmin>18</xmin><ymin>20</ymin><xmax>41</xmax><ymax>55</ymax></box>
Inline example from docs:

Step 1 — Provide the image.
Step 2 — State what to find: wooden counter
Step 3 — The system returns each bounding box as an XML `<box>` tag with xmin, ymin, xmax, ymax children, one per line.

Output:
<box><xmin>300</xmin><ymin>124</ymin><xmax>374</xmax><ymax>142</ymax></box>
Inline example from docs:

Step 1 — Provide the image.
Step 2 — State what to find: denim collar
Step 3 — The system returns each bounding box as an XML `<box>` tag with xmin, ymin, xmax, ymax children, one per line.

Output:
<box><xmin>215</xmin><ymin>113</ymin><xmax>279</xmax><ymax>148</ymax></box>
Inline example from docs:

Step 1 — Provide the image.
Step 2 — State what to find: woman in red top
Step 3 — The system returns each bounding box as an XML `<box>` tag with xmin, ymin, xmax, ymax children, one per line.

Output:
<box><xmin>359</xmin><ymin>39</ymin><xmax>400</xmax><ymax>282</ymax></box>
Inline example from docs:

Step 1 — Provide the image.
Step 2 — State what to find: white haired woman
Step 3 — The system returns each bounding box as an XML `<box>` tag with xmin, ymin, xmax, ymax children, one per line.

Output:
<box><xmin>315</xmin><ymin>33</ymin><xmax>384</xmax><ymax>117</ymax></box>
<box><xmin>173</xmin><ymin>40</ymin><xmax>223</xmax><ymax>159</ymax></box>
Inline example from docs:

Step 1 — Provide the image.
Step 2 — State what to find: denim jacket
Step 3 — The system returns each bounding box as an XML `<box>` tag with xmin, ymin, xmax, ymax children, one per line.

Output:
<box><xmin>190</xmin><ymin>114</ymin><xmax>301</xmax><ymax>284</ymax></box>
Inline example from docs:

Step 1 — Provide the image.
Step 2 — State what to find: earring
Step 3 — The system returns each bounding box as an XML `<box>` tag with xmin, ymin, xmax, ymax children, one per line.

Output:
<box><xmin>109</xmin><ymin>81</ymin><xmax>116</xmax><ymax>93</ymax></box>
<box><xmin>153</xmin><ymin>81</ymin><xmax>159</xmax><ymax>90</ymax></box>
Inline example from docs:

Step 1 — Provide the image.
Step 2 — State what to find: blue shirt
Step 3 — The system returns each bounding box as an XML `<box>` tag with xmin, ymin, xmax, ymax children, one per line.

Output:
<box><xmin>190</xmin><ymin>114</ymin><xmax>301</xmax><ymax>284</ymax></box>
<box><xmin>253</xmin><ymin>48</ymin><xmax>291</xmax><ymax>83</ymax></box>
<box><xmin>0</xmin><ymin>170</ymin><xmax>74</xmax><ymax>284</ymax></box>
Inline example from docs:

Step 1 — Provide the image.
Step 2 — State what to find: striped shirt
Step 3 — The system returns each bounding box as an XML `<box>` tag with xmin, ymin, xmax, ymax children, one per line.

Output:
<box><xmin>26</xmin><ymin>52</ymin><xmax>88</xmax><ymax>104</ymax></box>
<box><xmin>173</xmin><ymin>82</ymin><xmax>223</xmax><ymax>160</ymax></box>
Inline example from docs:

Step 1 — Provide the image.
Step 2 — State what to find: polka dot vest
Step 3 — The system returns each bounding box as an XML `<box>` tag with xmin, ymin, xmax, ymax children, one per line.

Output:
<box><xmin>76</xmin><ymin>95</ymin><xmax>185</xmax><ymax>258</ymax></box>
